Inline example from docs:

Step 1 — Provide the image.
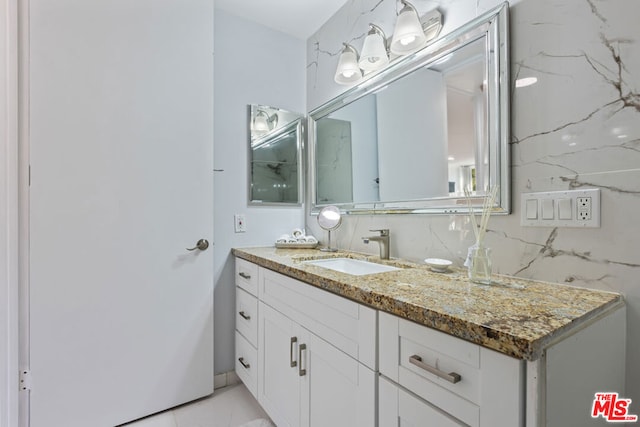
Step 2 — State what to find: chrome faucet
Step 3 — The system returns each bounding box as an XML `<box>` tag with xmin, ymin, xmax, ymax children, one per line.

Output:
<box><xmin>362</xmin><ymin>229</ymin><xmax>390</xmax><ymax>260</ymax></box>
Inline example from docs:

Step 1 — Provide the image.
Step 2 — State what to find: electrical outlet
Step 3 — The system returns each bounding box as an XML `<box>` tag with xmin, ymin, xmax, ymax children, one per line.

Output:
<box><xmin>234</xmin><ymin>214</ymin><xmax>246</xmax><ymax>233</ymax></box>
<box><xmin>577</xmin><ymin>197</ymin><xmax>592</xmax><ymax>221</ymax></box>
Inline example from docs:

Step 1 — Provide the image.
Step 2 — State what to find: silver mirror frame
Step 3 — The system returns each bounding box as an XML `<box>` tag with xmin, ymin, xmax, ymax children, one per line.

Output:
<box><xmin>307</xmin><ymin>2</ymin><xmax>510</xmax><ymax>215</ymax></box>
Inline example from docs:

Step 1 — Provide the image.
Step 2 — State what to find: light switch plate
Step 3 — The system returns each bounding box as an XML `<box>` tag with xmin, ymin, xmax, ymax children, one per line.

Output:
<box><xmin>234</xmin><ymin>214</ymin><xmax>246</xmax><ymax>233</ymax></box>
<box><xmin>521</xmin><ymin>189</ymin><xmax>600</xmax><ymax>228</ymax></box>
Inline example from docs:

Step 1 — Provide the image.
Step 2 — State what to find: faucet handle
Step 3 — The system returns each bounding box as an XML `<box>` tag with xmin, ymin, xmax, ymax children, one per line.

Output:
<box><xmin>369</xmin><ymin>229</ymin><xmax>389</xmax><ymax>236</ymax></box>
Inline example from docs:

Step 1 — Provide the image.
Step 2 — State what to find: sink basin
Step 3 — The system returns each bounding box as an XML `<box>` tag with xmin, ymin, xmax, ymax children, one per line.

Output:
<box><xmin>303</xmin><ymin>257</ymin><xmax>401</xmax><ymax>276</ymax></box>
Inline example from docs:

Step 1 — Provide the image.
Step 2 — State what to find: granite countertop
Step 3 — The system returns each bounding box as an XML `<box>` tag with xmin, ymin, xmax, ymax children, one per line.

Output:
<box><xmin>232</xmin><ymin>246</ymin><xmax>623</xmax><ymax>360</ymax></box>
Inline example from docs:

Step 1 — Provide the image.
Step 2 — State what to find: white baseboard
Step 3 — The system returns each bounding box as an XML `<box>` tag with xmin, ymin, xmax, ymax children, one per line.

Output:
<box><xmin>214</xmin><ymin>370</ymin><xmax>241</xmax><ymax>390</ymax></box>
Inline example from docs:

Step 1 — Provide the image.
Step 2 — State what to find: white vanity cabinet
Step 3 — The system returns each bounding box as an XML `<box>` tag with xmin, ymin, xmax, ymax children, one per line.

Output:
<box><xmin>242</xmin><ymin>262</ymin><xmax>376</xmax><ymax>427</ymax></box>
<box><xmin>234</xmin><ymin>253</ymin><xmax>627</xmax><ymax>427</ymax></box>
<box><xmin>379</xmin><ymin>311</ymin><xmax>524</xmax><ymax>427</ymax></box>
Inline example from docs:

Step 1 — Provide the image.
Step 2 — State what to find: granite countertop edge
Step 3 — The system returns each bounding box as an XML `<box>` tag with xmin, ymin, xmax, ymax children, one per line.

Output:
<box><xmin>232</xmin><ymin>247</ymin><xmax>623</xmax><ymax>361</ymax></box>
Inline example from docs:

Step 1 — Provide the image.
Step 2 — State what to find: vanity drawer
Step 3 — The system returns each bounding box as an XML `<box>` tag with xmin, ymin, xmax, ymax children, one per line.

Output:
<box><xmin>235</xmin><ymin>258</ymin><xmax>259</xmax><ymax>296</ymax></box>
<box><xmin>236</xmin><ymin>287</ymin><xmax>258</xmax><ymax>346</ymax></box>
<box><xmin>235</xmin><ymin>331</ymin><xmax>258</xmax><ymax>399</ymax></box>
<box><xmin>379</xmin><ymin>311</ymin><xmax>523</xmax><ymax>427</ymax></box>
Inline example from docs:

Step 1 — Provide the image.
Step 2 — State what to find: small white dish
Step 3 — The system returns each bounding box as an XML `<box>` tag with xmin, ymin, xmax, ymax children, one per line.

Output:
<box><xmin>424</xmin><ymin>258</ymin><xmax>452</xmax><ymax>272</ymax></box>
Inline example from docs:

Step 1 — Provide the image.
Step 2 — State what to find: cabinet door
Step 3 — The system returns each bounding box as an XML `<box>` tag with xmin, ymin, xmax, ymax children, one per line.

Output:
<box><xmin>258</xmin><ymin>302</ymin><xmax>303</xmax><ymax>427</ymax></box>
<box><xmin>302</xmin><ymin>332</ymin><xmax>376</xmax><ymax>427</ymax></box>
<box><xmin>379</xmin><ymin>376</ymin><xmax>465</xmax><ymax>427</ymax></box>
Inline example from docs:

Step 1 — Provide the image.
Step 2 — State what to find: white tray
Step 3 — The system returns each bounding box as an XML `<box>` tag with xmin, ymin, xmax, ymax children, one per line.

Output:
<box><xmin>275</xmin><ymin>242</ymin><xmax>318</xmax><ymax>249</ymax></box>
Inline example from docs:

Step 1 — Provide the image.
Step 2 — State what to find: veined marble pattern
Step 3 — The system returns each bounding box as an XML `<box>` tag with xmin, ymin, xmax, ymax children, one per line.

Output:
<box><xmin>306</xmin><ymin>0</ymin><xmax>640</xmax><ymax>401</ymax></box>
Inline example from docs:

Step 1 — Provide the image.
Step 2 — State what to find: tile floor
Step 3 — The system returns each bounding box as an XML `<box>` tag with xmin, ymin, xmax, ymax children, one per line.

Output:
<box><xmin>122</xmin><ymin>383</ymin><xmax>272</xmax><ymax>427</ymax></box>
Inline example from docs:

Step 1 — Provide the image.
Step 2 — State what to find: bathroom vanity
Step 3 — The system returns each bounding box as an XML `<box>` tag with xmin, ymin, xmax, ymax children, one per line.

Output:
<box><xmin>233</xmin><ymin>247</ymin><xmax>625</xmax><ymax>427</ymax></box>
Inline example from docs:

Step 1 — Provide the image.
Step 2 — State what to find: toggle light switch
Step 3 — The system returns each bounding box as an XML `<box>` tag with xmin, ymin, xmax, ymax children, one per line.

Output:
<box><xmin>525</xmin><ymin>199</ymin><xmax>538</xmax><ymax>220</ymax></box>
<box><xmin>542</xmin><ymin>199</ymin><xmax>554</xmax><ymax>220</ymax></box>
<box><xmin>558</xmin><ymin>198</ymin><xmax>572</xmax><ymax>220</ymax></box>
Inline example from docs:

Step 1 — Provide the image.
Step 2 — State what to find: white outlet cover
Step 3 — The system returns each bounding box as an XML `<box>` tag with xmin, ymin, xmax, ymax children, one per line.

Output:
<box><xmin>234</xmin><ymin>214</ymin><xmax>246</xmax><ymax>233</ymax></box>
<box><xmin>521</xmin><ymin>189</ymin><xmax>600</xmax><ymax>228</ymax></box>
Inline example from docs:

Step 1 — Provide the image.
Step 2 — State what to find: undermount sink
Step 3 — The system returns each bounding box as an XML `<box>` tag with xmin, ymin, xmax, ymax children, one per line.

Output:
<box><xmin>303</xmin><ymin>257</ymin><xmax>401</xmax><ymax>276</ymax></box>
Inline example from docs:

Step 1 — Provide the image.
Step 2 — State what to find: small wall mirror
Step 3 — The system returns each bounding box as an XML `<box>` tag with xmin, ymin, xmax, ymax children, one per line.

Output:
<box><xmin>308</xmin><ymin>3</ymin><xmax>510</xmax><ymax>214</ymax></box>
<box><xmin>317</xmin><ymin>206</ymin><xmax>342</xmax><ymax>252</ymax></box>
<box><xmin>248</xmin><ymin>104</ymin><xmax>304</xmax><ymax>205</ymax></box>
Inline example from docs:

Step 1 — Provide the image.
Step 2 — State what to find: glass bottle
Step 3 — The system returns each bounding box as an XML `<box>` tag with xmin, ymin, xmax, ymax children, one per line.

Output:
<box><xmin>468</xmin><ymin>246</ymin><xmax>492</xmax><ymax>284</ymax></box>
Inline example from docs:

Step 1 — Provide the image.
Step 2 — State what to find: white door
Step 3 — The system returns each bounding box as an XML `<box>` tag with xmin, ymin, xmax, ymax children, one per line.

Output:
<box><xmin>303</xmin><ymin>332</ymin><xmax>375</xmax><ymax>427</ymax></box>
<box><xmin>27</xmin><ymin>1</ymin><xmax>214</xmax><ymax>426</ymax></box>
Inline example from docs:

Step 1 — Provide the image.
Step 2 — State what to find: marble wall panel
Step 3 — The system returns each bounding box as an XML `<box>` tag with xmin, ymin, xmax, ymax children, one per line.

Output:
<box><xmin>306</xmin><ymin>0</ymin><xmax>640</xmax><ymax>401</ymax></box>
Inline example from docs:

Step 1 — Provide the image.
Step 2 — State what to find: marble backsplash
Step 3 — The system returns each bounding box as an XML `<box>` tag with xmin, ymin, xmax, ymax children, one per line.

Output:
<box><xmin>306</xmin><ymin>0</ymin><xmax>640</xmax><ymax>401</ymax></box>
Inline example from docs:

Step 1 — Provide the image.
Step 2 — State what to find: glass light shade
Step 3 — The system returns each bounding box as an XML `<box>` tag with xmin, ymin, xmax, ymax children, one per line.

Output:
<box><xmin>358</xmin><ymin>32</ymin><xmax>389</xmax><ymax>71</ymax></box>
<box><xmin>253</xmin><ymin>115</ymin><xmax>269</xmax><ymax>132</ymax></box>
<box><xmin>390</xmin><ymin>3</ymin><xmax>427</xmax><ymax>55</ymax></box>
<box><xmin>334</xmin><ymin>45</ymin><xmax>362</xmax><ymax>85</ymax></box>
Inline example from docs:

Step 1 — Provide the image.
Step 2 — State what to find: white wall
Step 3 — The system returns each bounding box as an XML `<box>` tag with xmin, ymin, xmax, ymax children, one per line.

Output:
<box><xmin>307</xmin><ymin>0</ymin><xmax>640</xmax><ymax>402</ymax></box>
<box><xmin>213</xmin><ymin>10</ymin><xmax>305</xmax><ymax>374</ymax></box>
<box><xmin>0</xmin><ymin>0</ymin><xmax>19</xmax><ymax>425</ymax></box>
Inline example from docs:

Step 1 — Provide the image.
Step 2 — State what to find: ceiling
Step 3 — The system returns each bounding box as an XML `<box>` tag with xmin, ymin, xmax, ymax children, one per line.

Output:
<box><xmin>215</xmin><ymin>0</ymin><xmax>349</xmax><ymax>40</ymax></box>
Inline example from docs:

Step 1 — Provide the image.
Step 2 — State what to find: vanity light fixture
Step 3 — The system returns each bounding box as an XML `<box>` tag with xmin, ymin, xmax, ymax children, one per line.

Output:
<box><xmin>390</xmin><ymin>1</ymin><xmax>442</xmax><ymax>56</ymax></box>
<box><xmin>334</xmin><ymin>43</ymin><xmax>363</xmax><ymax>85</ymax></box>
<box><xmin>390</xmin><ymin>1</ymin><xmax>426</xmax><ymax>55</ymax></box>
<box><xmin>421</xmin><ymin>9</ymin><xmax>443</xmax><ymax>43</ymax></box>
<box><xmin>358</xmin><ymin>24</ymin><xmax>389</xmax><ymax>72</ymax></box>
<box><xmin>253</xmin><ymin>109</ymin><xmax>278</xmax><ymax>133</ymax></box>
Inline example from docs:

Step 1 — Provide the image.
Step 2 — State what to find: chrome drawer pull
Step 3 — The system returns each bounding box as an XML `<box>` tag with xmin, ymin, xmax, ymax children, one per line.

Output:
<box><xmin>238</xmin><ymin>272</ymin><xmax>251</xmax><ymax>279</ymax></box>
<box><xmin>239</xmin><ymin>311</ymin><xmax>251</xmax><ymax>320</ymax></box>
<box><xmin>299</xmin><ymin>343</ymin><xmax>307</xmax><ymax>377</ymax></box>
<box><xmin>290</xmin><ymin>337</ymin><xmax>297</xmax><ymax>367</ymax></box>
<box><xmin>409</xmin><ymin>355</ymin><xmax>461</xmax><ymax>384</ymax></box>
<box><xmin>238</xmin><ymin>357</ymin><xmax>250</xmax><ymax>369</ymax></box>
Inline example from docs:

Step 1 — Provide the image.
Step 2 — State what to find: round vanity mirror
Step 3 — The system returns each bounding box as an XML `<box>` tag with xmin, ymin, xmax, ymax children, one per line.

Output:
<box><xmin>317</xmin><ymin>206</ymin><xmax>342</xmax><ymax>252</ymax></box>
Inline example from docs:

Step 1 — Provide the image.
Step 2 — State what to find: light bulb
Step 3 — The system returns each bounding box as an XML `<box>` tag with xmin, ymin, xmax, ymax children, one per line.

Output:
<box><xmin>334</xmin><ymin>44</ymin><xmax>362</xmax><ymax>85</ymax></box>
<box><xmin>400</xmin><ymin>35</ymin><xmax>416</xmax><ymax>46</ymax></box>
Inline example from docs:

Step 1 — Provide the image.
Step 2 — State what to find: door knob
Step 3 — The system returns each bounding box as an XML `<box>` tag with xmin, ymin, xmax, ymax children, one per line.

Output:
<box><xmin>186</xmin><ymin>239</ymin><xmax>209</xmax><ymax>251</ymax></box>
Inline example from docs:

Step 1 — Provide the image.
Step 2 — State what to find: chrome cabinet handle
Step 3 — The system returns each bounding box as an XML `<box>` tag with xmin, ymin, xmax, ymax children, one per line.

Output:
<box><xmin>299</xmin><ymin>343</ymin><xmax>307</xmax><ymax>376</ymax></box>
<box><xmin>409</xmin><ymin>355</ymin><xmax>461</xmax><ymax>384</ymax></box>
<box><xmin>186</xmin><ymin>239</ymin><xmax>209</xmax><ymax>251</ymax></box>
<box><xmin>239</xmin><ymin>311</ymin><xmax>251</xmax><ymax>320</ymax></box>
<box><xmin>238</xmin><ymin>272</ymin><xmax>251</xmax><ymax>279</ymax></box>
<box><xmin>238</xmin><ymin>357</ymin><xmax>250</xmax><ymax>369</ymax></box>
<box><xmin>290</xmin><ymin>337</ymin><xmax>297</xmax><ymax>367</ymax></box>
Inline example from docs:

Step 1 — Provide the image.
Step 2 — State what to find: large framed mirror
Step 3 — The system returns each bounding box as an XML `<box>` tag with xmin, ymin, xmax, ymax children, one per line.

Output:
<box><xmin>248</xmin><ymin>104</ymin><xmax>304</xmax><ymax>205</ymax></box>
<box><xmin>308</xmin><ymin>3</ymin><xmax>509</xmax><ymax>214</ymax></box>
